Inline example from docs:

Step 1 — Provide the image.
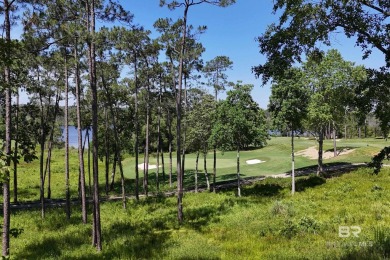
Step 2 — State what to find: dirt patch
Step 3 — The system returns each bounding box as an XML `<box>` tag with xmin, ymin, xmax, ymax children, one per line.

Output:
<box><xmin>296</xmin><ymin>146</ymin><xmax>355</xmax><ymax>160</ymax></box>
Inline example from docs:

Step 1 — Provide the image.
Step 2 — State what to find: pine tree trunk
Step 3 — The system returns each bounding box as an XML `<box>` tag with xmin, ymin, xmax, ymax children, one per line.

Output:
<box><xmin>156</xmin><ymin>142</ymin><xmax>160</xmax><ymax>192</ymax></box>
<box><xmin>104</xmin><ymin>107</ymin><xmax>110</xmax><ymax>195</ymax></box>
<box><xmin>156</xmin><ymin>85</ymin><xmax>162</xmax><ymax>190</ymax></box>
<box><xmin>317</xmin><ymin>129</ymin><xmax>324</xmax><ymax>176</ymax></box>
<box><xmin>101</xmin><ymin>74</ymin><xmax>126</xmax><ymax>208</ymax></box>
<box><xmin>144</xmin><ymin>84</ymin><xmax>150</xmax><ymax>196</ymax></box>
<box><xmin>2</xmin><ymin>0</ymin><xmax>11</xmax><ymax>255</ymax></box>
<box><xmin>44</xmin><ymin>91</ymin><xmax>60</xmax><ymax>200</ymax></box>
<box><xmin>181</xmin><ymin>76</ymin><xmax>188</xmax><ymax>179</ymax></box>
<box><xmin>161</xmin><ymin>147</ymin><xmax>165</xmax><ymax>182</ymax></box>
<box><xmin>64</xmin><ymin>53</ymin><xmax>71</xmax><ymax>219</ymax></box>
<box><xmin>87</xmin><ymin>129</ymin><xmax>92</xmax><ymax>196</ymax></box>
<box><xmin>237</xmin><ymin>146</ymin><xmax>241</xmax><ymax>197</ymax></box>
<box><xmin>110</xmin><ymin>156</ymin><xmax>117</xmax><ymax>191</ymax></box>
<box><xmin>75</xmin><ymin>40</ymin><xmax>87</xmax><ymax>224</ymax></box>
<box><xmin>89</xmin><ymin>0</ymin><xmax>102</xmax><ymax>250</ymax></box>
<box><xmin>176</xmin><ymin>4</ymin><xmax>190</xmax><ymax>225</ymax></box>
<box><xmin>134</xmin><ymin>56</ymin><xmax>139</xmax><ymax>200</ymax></box>
<box><xmin>195</xmin><ymin>150</ymin><xmax>199</xmax><ymax>193</ymax></box>
<box><xmin>333</xmin><ymin>121</ymin><xmax>337</xmax><ymax>157</ymax></box>
<box><xmin>291</xmin><ymin>130</ymin><xmax>295</xmax><ymax>195</ymax></box>
<box><xmin>203</xmin><ymin>147</ymin><xmax>210</xmax><ymax>190</ymax></box>
<box><xmin>38</xmin><ymin>72</ymin><xmax>45</xmax><ymax>219</ymax></box>
<box><xmin>168</xmin><ymin>110</ymin><xmax>173</xmax><ymax>188</ymax></box>
<box><xmin>213</xmin><ymin>148</ymin><xmax>216</xmax><ymax>192</ymax></box>
<box><xmin>13</xmin><ymin>89</ymin><xmax>19</xmax><ymax>203</ymax></box>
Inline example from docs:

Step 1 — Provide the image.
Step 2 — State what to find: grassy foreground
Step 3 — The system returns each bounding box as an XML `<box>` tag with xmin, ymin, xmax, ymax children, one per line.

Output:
<box><xmin>6</xmin><ymin>167</ymin><xmax>390</xmax><ymax>259</ymax></box>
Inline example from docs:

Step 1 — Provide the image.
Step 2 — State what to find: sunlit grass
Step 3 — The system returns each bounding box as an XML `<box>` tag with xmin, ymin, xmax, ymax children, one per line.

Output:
<box><xmin>5</xmin><ymin>167</ymin><xmax>390</xmax><ymax>259</ymax></box>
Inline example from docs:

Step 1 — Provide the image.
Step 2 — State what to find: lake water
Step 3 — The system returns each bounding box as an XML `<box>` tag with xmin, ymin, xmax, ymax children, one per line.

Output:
<box><xmin>61</xmin><ymin>126</ymin><xmax>92</xmax><ymax>148</ymax></box>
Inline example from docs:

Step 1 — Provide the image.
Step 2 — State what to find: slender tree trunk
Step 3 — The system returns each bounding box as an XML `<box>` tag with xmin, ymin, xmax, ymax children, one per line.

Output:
<box><xmin>87</xmin><ymin>128</ymin><xmax>92</xmax><ymax>196</ymax></box>
<box><xmin>2</xmin><ymin>0</ymin><xmax>11</xmax><ymax>255</ymax></box>
<box><xmin>317</xmin><ymin>129</ymin><xmax>324</xmax><ymax>176</ymax></box>
<box><xmin>104</xmin><ymin>107</ymin><xmax>110</xmax><ymax>195</ymax></box>
<box><xmin>156</xmin><ymin>140</ymin><xmax>160</xmax><ymax>192</ymax></box>
<box><xmin>75</xmin><ymin>40</ymin><xmax>87</xmax><ymax>224</ymax></box>
<box><xmin>44</xmin><ymin>91</ymin><xmax>60</xmax><ymax>200</ymax></box>
<box><xmin>144</xmin><ymin>84</ymin><xmax>150</xmax><ymax>196</ymax></box>
<box><xmin>110</xmin><ymin>156</ymin><xmax>117</xmax><ymax>191</ymax></box>
<box><xmin>13</xmin><ymin>89</ymin><xmax>19</xmax><ymax>203</ymax></box>
<box><xmin>175</xmin><ymin>4</ymin><xmax>190</xmax><ymax>224</ymax></box>
<box><xmin>38</xmin><ymin>72</ymin><xmax>45</xmax><ymax>219</ymax></box>
<box><xmin>156</xmin><ymin>84</ymin><xmax>162</xmax><ymax>191</ymax></box>
<box><xmin>161</xmin><ymin>147</ymin><xmax>165</xmax><ymax>182</ymax></box>
<box><xmin>291</xmin><ymin>129</ymin><xmax>295</xmax><ymax>195</ymax></box>
<box><xmin>101</xmin><ymin>75</ymin><xmax>126</xmax><ymax>208</ymax></box>
<box><xmin>181</xmin><ymin>76</ymin><xmax>188</xmax><ymax>178</ymax></box>
<box><xmin>89</xmin><ymin>0</ymin><xmax>102</xmax><ymax>250</ymax></box>
<box><xmin>64</xmin><ymin>53</ymin><xmax>71</xmax><ymax>219</ymax></box>
<box><xmin>333</xmin><ymin>121</ymin><xmax>337</xmax><ymax>157</ymax></box>
<box><xmin>168</xmin><ymin>110</ymin><xmax>173</xmax><ymax>188</ymax></box>
<box><xmin>203</xmin><ymin>147</ymin><xmax>210</xmax><ymax>190</ymax></box>
<box><xmin>195</xmin><ymin>150</ymin><xmax>199</xmax><ymax>193</ymax></box>
<box><xmin>133</xmin><ymin>57</ymin><xmax>139</xmax><ymax>200</ymax></box>
<box><xmin>213</xmin><ymin>148</ymin><xmax>216</xmax><ymax>192</ymax></box>
<box><xmin>213</xmin><ymin>89</ymin><xmax>218</xmax><ymax>193</ymax></box>
<box><xmin>237</xmin><ymin>146</ymin><xmax>241</xmax><ymax>197</ymax></box>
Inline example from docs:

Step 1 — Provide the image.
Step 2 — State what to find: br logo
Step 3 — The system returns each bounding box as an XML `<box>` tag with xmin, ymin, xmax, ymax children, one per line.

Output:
<box><xmin>339</xmin><ymin>226</ymin><xmax>361</xmax><ymax>238</ymax></box>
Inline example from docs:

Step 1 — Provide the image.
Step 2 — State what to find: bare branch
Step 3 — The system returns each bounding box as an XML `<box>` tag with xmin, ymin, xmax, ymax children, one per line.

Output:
<box><xmin>360</xmin><ymin>0</ymin><xmax>390</xmax><ymax>17</ymax></box>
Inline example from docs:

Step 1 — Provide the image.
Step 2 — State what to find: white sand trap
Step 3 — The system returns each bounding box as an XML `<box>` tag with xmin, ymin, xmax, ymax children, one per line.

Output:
<box><xmin>246</xmin><ymin>159</ymin><xmax>266</xmax><ymax>165</ymax></box>
<box><xmin>296</xmin><ymin>146</ymin><xmax>355</xmax><ymax>160</ymax></box>
<box><xmin>138</xmin><ymin>163</ymin><xmax>161</xmax><ymax>170</ymax></box>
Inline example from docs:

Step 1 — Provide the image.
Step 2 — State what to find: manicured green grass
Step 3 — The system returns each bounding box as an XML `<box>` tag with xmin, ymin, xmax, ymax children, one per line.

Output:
<box><xmin>6</xmin><ymin>167</ymin><xmax>390</xmax><ymax>259</ymax></box>
<box><xmin>123</xmin><ymin>137</ymin><xmax>388</xmax><ymax>180</ymax></box>
<box><xmin>8</xmin><ymin>137</ymin><xmax>390</xmax><ymax>202</ymax></box>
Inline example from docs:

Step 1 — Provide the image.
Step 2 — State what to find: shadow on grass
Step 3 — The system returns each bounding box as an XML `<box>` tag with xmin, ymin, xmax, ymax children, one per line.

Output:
<box><xmin>295</xmin><ymin>175</ymin><xmax>326</xmax><ymax>192</ymax></box>
<box><xmin>242</xmin><ymin>183</ymin><xmax>283</xmax><ymax>197</ymax></box>
<box><xmin>324</xmin><ymin>146</ymin><xmax>357</xmax><ymax>154</ymax></box>
<box><xmin>290</xmin><ymin>162</ymin><xmax>364</xmax><ymax>178</ymax></box>
<box><xmin>15</xmin><ymin>205</ymin><xmax>173</xmax><ymax>259</ymax></box>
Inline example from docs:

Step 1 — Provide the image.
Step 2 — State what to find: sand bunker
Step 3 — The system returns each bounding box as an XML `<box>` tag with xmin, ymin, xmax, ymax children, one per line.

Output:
<box><xmin>138</xmin><ymin>163</ymin><xmax>161</xmax><ymax>170</ymax></box>
<box><xmin>246</xmin><ymin>159</ymin><xmax>266</xmax><ymax>165</ymax></box>
<box><xmin>296</xmin><ymin>146</ymin><xmax>355</xmax><ymax>160</ymax></box>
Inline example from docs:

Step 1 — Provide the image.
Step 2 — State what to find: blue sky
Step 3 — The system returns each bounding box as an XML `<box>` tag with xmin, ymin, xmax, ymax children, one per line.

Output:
<box><xmin>10</xmin><ymin>0</ymin><xmax>387</xmax><ymax>108</ymax></box>
<box><xmin>121</xmin><ymin>1</ymin><xmax>386</xmax><ymax>108</ymax></box>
